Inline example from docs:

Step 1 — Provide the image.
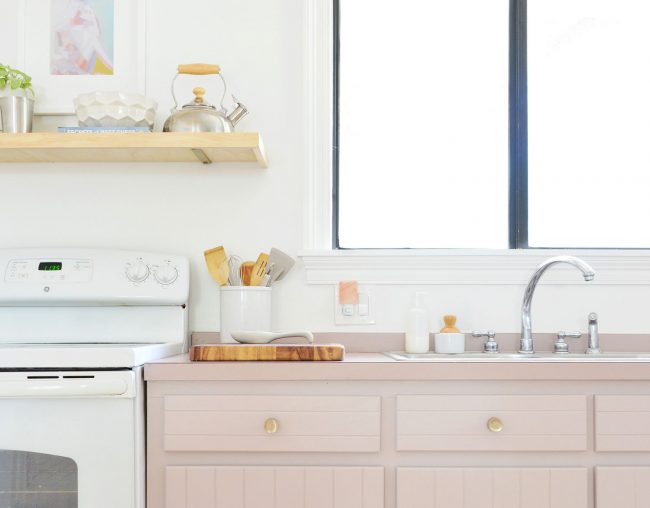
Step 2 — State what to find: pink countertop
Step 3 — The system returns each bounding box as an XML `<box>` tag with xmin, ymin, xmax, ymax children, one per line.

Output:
<box><xmin>144</xmin><ymin>352</ymin><xmax>650</xmax><ymax>382</ymax></box>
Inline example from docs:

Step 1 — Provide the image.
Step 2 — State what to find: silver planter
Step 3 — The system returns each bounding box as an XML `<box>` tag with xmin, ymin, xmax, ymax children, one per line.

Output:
<box><xmin>0</xmin><ymin>96</ymin><xmax>34</xmax><ymax>133</ymax></box>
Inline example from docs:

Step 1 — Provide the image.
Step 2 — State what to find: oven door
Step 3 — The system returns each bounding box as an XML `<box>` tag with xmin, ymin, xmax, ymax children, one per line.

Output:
<box><xmin>0</xmin><ymin>369</ymin><xmax>143</xmax><ymax>508</ymax></box>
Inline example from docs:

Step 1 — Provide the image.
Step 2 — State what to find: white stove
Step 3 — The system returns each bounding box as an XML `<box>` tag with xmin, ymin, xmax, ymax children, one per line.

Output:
<box><xmin>0</xmin><ymin>248</ymin><xmax>189</xmax><ymax>508</ymax></box>
<box><xmin>0</xmin><ymin>342</ymin><xmax>183</xmax><ymax>369</ymax></box>
<box><xmin>0</xmin><ymin>247</ymin><xmax>189</xmax><ymax>367</ymax></box>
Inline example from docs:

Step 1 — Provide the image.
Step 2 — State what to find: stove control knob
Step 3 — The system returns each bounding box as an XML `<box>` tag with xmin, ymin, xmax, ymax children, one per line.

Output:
<box><xmin>154</xmin><ymin>262</ymin><xmax>178</xmax><ymax>285</ymax></box>
<box><xmin>125</xmin><ymin>259</ymin><xmax>149</xmax><ymax>283</ymax></box>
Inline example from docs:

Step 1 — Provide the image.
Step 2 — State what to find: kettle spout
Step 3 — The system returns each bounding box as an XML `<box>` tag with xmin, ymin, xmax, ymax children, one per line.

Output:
<box><xmin>227</xmin><ymin>97</ymin><xmax>249</xmax><ymax>127</ymax></box>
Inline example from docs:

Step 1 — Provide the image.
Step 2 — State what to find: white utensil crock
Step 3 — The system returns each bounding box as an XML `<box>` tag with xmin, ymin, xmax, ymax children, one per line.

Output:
<box><xmin>220</xmin><ymin>286</ymin><xmax>272</xmax><ymax>343</ymax></box>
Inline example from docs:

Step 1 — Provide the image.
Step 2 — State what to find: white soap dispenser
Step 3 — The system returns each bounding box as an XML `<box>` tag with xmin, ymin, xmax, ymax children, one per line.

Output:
<box><xmin>405</xmin><ymin>292</ymin><xmax>430</xmax><ymax>353</ymax></box>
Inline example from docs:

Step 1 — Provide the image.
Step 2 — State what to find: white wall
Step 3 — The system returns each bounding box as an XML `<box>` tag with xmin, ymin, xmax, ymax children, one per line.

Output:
<box><xmin>0</xmin><ymin>0</ymin><xmax>306</xmax><ymax>333</ymax></box>
<box><xmin>0</xmin><ymin>1</ymin><xmax>648</xmax><ymax>337</ymax></box>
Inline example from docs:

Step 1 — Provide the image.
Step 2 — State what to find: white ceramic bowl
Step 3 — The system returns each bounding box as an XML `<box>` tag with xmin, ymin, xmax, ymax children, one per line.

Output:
<box><xmin>73</xmin><ymin>91</ymin><xmax>158</xmax><ymax>130</ymax></box>
<box><xmin>434</xmin><ymin>333</ymin><xmax>465</xmax><ymax>354</ymax></box>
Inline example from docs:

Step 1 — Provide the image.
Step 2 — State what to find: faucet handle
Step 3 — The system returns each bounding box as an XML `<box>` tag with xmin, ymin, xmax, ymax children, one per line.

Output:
<box><xmin>554</xmin><ymin>331</ymin><xmax>582</xmax><ymax>353</ymax></box>
<box><xmin>472</xmin><ymin>330</ymin><xmax>499</xmax><ymax>353</ymax></box>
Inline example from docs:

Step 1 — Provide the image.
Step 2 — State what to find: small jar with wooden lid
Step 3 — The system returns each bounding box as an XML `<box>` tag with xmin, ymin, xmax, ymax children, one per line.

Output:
<box><xmin>434</xmin><ymin>315</ymin><xmax>465</xmax><ymax>354</ymax></box>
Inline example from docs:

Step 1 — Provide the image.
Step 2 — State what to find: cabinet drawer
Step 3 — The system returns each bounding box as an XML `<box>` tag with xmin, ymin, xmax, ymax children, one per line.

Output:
<box><xmin>397</xmin><ymin>467</ymin><xmax>587</xmax><ymax>508</ymax></box>
<box><xmin>164</xmin><ymin>395</ymin><xmax>380</xmax><ymax>452</ymax></box>
<box><xmin>595</xmin><ymin>395</ymin><xmax>650</xmax><ymax>451</ymax></box>
<box><xmin>397</xmin><ymin>395</ymin><xmax>586</xmax><ymax>451</ymax></box>
<box><xmin>166</xmin><ymin>466</ymin><xmax>384</xmax><ymax>508</ymax></box>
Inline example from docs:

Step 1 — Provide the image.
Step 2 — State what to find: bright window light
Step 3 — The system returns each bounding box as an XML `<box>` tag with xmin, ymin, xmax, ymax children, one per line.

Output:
<box><xmin>528</xmin><ymin>0</ymin><xmax>650</xmax><ymax>247</ymax></box>
<box><xmin>337</xmin><ymin>0</ymin><xmax>509</xmax><ymax>248</ymax></box>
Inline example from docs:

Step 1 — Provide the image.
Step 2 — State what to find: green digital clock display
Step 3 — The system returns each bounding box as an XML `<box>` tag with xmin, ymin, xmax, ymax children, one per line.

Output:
<box><xmin>38</xmin><ymin>262</ymin><xmax>63</xmax><ymax>271</ymax></box>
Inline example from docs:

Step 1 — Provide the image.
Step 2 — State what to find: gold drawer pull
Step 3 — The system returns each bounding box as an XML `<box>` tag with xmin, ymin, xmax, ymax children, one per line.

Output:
<box><xmin>264</xmin><ymin>418</ymin><xmax>279</xmax><ymax>434</ymax></box>
<box><xmin>487</xmin><ymin>417</ymin><xmax>503</xmax><ymax>433</ymax></box>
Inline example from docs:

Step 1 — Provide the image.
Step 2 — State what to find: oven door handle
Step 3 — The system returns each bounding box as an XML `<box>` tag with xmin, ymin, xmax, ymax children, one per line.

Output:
<box><xmin>0</xmin><ymin>379</ymin><xmax>129</xmax><ymax>397</ymax></box>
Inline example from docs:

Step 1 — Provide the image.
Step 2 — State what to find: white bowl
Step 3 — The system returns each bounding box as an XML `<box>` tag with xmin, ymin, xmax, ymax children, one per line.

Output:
<box><xmin>73</xmin><ymin>91</ymin><xmax>157</xmax><ymax>130</ymax></box>
<box><xmin>434</xmin><ymin>333</ymin><xmax>465</xmax><ymax>354</ymax></box>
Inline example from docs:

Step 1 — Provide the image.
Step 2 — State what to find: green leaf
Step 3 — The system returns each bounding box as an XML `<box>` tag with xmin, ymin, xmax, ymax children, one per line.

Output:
<box><xmin>0</xmin><ymin>64</ymin><xmax>33</xmax><ymax>91</ymax></box>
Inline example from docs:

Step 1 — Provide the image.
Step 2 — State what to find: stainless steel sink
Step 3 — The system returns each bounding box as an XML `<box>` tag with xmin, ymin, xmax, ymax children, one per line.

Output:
<box><xmin>384</xmin><ymin>351</ymin><xmax>650</xmax><ymax>362</ymax></box>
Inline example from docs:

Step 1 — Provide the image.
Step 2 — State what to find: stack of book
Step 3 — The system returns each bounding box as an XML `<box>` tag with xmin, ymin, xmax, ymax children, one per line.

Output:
<box><xmin>57</xmin><ymin>126</ymin><xmax>151</xmax><ymax>134</ymax></box>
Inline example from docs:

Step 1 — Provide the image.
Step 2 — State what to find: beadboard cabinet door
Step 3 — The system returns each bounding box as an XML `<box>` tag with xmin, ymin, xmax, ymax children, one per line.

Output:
<box><xmin>397</xmin><ymin>467</ymin><xmax>587</xmax><ymax>508</ymax></box>
<box><xmin>166</xmin><ymin>466</ymin><xmax>384</xmax><ymax>508</ymax></box>
<box><xmin>596</xmin><ymin>467</ymin><xmax>650</xmax><ymax>508</ymax></box>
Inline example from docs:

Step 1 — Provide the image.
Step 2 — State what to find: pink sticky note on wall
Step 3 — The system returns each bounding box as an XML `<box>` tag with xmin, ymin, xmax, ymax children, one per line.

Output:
<box><xmin>338</xmin><ymin>281</ymin><xmax>359</xmax><ymax>304</ymax></box>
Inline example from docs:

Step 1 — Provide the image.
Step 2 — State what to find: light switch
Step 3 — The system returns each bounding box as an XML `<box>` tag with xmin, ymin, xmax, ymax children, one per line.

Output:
<box><xmin>333</xmin><ymin>285</ymin><xmax>375</xmax><ymax>325</ymax></box>
<box><xmin>358</xmin><ymin>293</ymin><xmax>369</xmax><ymax>316</ymax></box>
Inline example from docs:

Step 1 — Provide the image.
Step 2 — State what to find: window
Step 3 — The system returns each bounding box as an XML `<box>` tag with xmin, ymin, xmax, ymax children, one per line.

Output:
<box><xmin>528</xmin><ymin>0</ymin><xmax>650</xmax><ymax>248</ymax></box>
<box><xmin>335</xmin><ymin>0</ymin><xmax>650</xmax><ymax>249</ymax></box>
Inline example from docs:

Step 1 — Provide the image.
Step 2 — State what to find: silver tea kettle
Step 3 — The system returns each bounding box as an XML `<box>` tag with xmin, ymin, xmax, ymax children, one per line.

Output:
<box><xmin>162</xmin><ymin>63</ymin><xmax>248</xmax><ymax>133</ymax></box>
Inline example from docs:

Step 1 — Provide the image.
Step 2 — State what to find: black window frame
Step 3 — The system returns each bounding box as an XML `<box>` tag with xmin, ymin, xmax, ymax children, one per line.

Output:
<box><xmin>333</xmin><ymin>0</ymin><xmax>531</xmax><ymax>249</ymax></box>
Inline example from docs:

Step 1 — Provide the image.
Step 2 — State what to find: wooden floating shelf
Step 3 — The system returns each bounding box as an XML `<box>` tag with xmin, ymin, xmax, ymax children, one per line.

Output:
<box><xmin>0</xmin><ymin>132</ymin><xmax>267</xmax><ymax>166</ymax></box>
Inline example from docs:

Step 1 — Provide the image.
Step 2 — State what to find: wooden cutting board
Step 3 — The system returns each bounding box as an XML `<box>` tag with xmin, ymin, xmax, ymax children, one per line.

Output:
<box><xmin>190</xmin><ymin>343</ymin><xmax>345</xmax><ymax>361</ymax></box>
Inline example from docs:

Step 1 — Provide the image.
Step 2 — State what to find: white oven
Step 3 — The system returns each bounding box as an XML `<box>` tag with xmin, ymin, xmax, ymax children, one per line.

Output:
<box><xmin>0</xmin><ymin>248</ymin><xmax>189</xmax><ymax>508</ymax></box>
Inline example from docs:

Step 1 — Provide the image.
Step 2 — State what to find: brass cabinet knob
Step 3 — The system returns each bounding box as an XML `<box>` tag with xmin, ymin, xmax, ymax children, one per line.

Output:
<box><xmin>487</xmin><ymin>417</ymin><xmax>503</xmax><ymax>433</ymax></box>
<box><xmin>264</xmin><ymin>418</ymin><xmax>279</xmax><ymax>434</ymax></box>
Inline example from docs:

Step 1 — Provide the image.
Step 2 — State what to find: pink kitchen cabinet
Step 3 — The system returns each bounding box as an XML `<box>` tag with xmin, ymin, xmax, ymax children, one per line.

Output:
<box><xmin>145</xmin><ymin>358</ymin><xmax>650</xmax><ymax>508</ymax></box>
<box><xmin>397</xmin><ymin>395</ymin><xmax>587</xmax><ymax>451</ymax></box>
<box><xmin>595</xmin><ymin>396</ymin><xmax>650</xmax><ymax>451</ymax></box>
<box><xmin>163</xmin><ymin>394</ymin><xmax>381</xmax><ymax>452</ymax></box>
<box><xmin>397</xmin><ymin>467</ymin><xmax>588</xmax><ymax>508</ymax></box>
<box><xmin>596</xmin><ymin>467</ymin><xmax>650</xmax><ymax>508</ymax></box>
<box><xmin>165</xmin><ymin>466</ymin><xmax>384</xmax><ymax>508</ymax></box>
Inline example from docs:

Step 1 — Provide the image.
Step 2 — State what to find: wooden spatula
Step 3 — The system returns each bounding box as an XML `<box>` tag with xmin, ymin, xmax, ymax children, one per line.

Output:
<box><xmin>204</xmin><ymin>246</ymin><xmax>230</xmax><ymax>286</ymax></box>
<box><xmin>239</xmin><ymin>261</ymin><xmax>255</xmax><ymax>286</ymax></box>
<box><xmin>249</xmin><ymin>252</ymin><xmax>269</xmax><ymax>286</ymax></box>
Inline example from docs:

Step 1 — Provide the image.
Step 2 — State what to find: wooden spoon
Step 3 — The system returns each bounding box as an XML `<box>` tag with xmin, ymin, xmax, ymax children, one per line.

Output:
<box><xmin>239</xmin><ymin>261</ymin><xmax>255</xmax><ymax>286</ymax></box>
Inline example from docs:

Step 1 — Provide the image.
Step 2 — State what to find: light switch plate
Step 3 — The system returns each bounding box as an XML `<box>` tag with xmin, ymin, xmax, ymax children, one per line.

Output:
<box><xmin>333</xmin><ymin>285</ymin><xmax>375</xmax><ymax>325</ymax></box>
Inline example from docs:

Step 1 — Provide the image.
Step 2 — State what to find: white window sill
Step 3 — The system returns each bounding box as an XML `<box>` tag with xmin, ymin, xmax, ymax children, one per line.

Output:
<box><xmin>299</xmin><ymin>249</ymin><xmax>650</xmax><ymax>285</ymax></box>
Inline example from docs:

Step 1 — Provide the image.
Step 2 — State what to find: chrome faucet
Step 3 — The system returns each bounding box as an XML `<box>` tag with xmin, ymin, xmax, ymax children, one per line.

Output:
<box><xmin>520</xmin><ymin>256</ymin><xmax>595</xmax><ymax>354</ymax></box>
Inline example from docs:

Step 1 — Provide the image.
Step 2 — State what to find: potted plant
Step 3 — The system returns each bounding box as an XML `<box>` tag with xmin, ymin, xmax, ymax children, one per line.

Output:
<box><xmin>0</xmin><ymin>63</ymin><xmax>35</xmax><ymax>133</ymax></box>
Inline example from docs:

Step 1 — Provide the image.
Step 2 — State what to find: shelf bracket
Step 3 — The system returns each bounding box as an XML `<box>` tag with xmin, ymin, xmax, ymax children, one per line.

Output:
<box><xmin>191</xmin><ymin>148</ymin><xmax>212</xmax><ymax>164</ymax></box>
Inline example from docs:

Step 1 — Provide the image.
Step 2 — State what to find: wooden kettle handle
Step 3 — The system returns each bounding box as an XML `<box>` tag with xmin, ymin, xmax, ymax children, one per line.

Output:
<box><xmin>177</xmin><ymin>63</ymin><xmax>221</xmax><ymax>75</ymax></box>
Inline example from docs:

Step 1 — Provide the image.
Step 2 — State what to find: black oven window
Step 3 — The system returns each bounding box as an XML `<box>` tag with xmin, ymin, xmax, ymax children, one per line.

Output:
<box><xmin>0</xmin><ymin>450</ymin><xmax>78</xmax><ymax>508</ymax></box>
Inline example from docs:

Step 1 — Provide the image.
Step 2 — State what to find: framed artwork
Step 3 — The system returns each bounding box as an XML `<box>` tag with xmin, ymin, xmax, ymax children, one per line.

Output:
<box><xmin>16</xmin><ymin>0</ymin><xmax>145</xmax><ymax>114</ymax></box>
